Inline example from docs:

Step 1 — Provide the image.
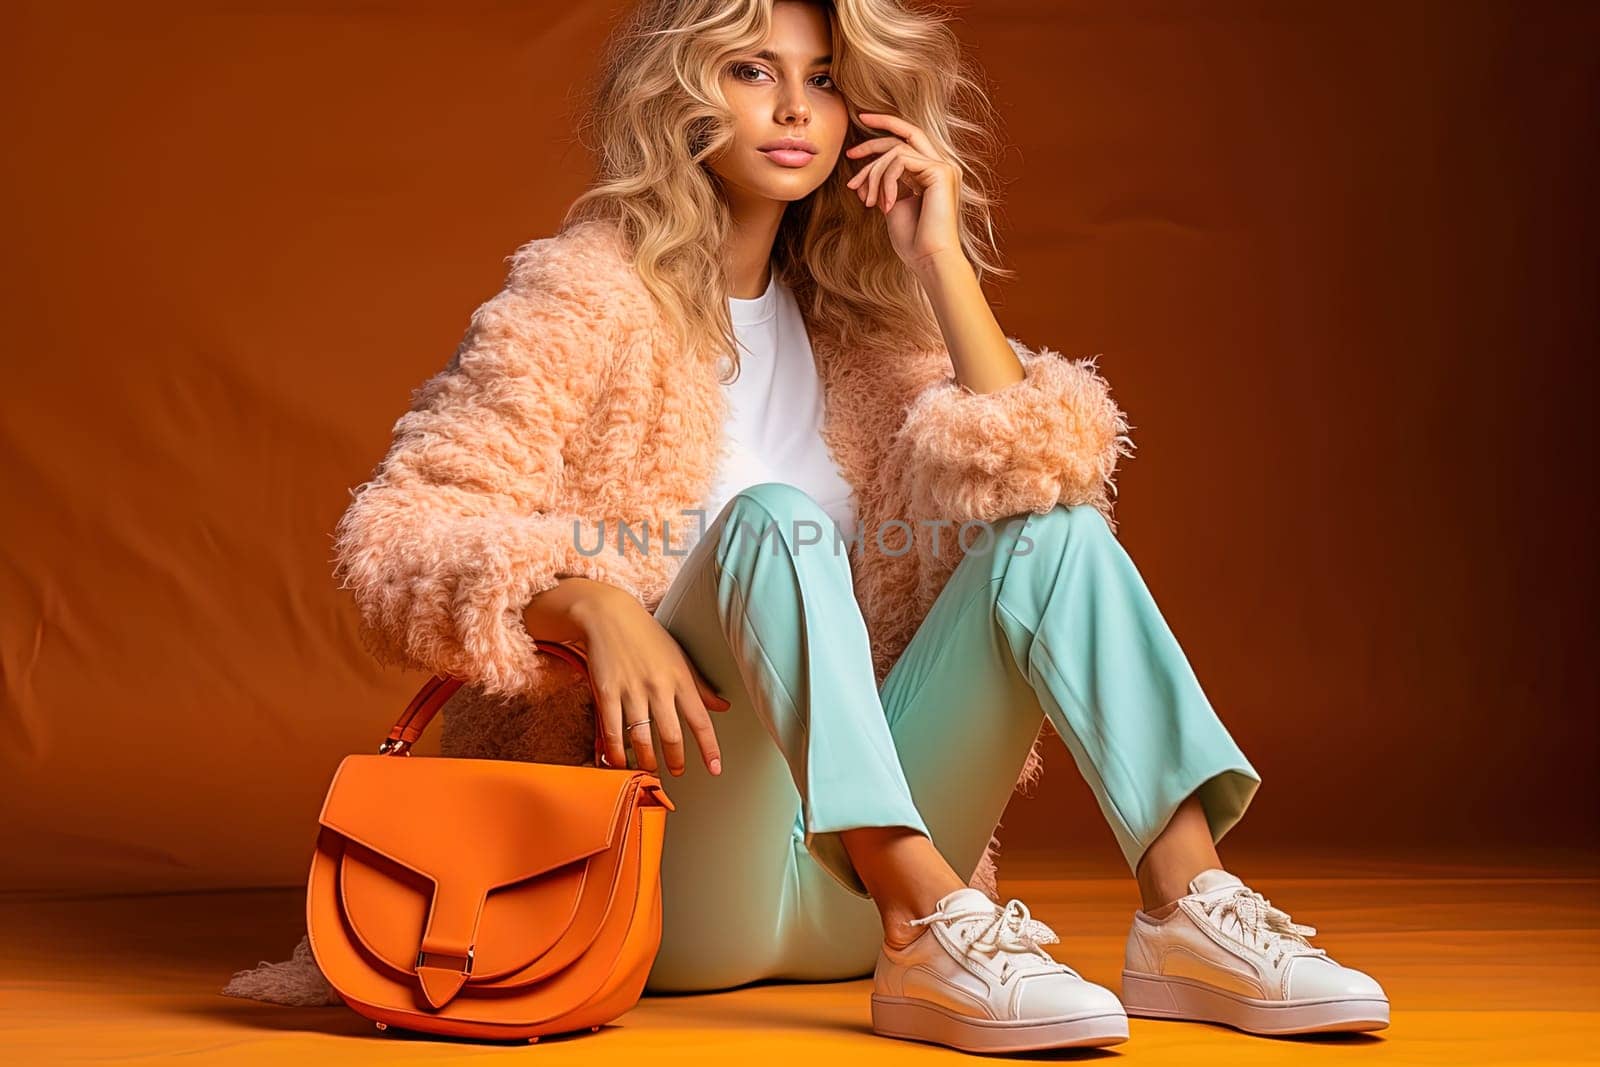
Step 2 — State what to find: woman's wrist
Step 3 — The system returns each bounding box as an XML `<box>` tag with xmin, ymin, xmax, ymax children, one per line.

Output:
<box><xmin>908</xmin><ymin>245</ymin><xmax>974</xmax><ymax>288</ymax></box>
<box><xmin>524</xmin><ymin>576</ymin><xmax>618</xmax><ymax>644</ymax></box>
<box><xmin>563</xmin><ymin>579</ymin><xmax>620</xmax><ymax>637</ymax></box>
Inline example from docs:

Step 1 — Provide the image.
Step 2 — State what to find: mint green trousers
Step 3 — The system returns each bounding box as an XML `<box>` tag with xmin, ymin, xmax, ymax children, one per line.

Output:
<box><xmin>636</xmin><ymin>482</ymin><xmax>1260</xmax><ymax>994</ymax></box>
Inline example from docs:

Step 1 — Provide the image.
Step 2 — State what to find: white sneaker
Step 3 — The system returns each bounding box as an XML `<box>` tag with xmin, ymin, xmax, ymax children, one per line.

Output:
<box><xmin>871</xmin><ymin>887</ymin><xmax>1129</xmax><ymax>1052</ymax></box>
<box><xmin>1121</xmin><ymin>868</ymin><xmax>1390</xmax><ymax>1035</ymax></box>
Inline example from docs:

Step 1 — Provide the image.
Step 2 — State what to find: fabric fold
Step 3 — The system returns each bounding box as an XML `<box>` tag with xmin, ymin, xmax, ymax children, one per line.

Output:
<box><xmin>886</xmin><ymin>340</ymin><xmax>1135</xmax><ymax>532</ymax></box>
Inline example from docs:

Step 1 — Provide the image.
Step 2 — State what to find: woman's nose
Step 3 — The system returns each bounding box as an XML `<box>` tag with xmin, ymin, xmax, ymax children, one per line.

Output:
<box><xmin>778</xmin><ymin>91</ymin><xmax>810</xmax><ymax>124</ymax></box>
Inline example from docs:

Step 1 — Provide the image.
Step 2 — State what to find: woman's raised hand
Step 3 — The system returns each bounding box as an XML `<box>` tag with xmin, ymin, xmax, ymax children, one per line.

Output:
<box><xmin>844</xmin><ymin>111</ymin><xmax>964</xmax><ymax>275</ymax></box>
<box><xmin>565</xmin><ymin>583</ymin><xmax>731</xmax><ymax>777</ymax></box>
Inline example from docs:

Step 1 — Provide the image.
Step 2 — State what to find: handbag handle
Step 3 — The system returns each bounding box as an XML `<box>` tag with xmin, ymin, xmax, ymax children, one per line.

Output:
<box><xmin>376</xmin><ymin>639</ymin><xmax>602</xmax><ymax>763</ymax></box>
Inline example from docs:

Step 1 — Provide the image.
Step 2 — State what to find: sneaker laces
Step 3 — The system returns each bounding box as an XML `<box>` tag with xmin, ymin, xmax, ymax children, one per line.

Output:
<box><xmin>908</xmin><ymin>897</ymin><xmax>1062</xmax><ymax>966</ymax></box>
<box><xmin>1206</xmin><ymin>887</ymin><xmax>1328</xmax><ymax>967</ymax></box>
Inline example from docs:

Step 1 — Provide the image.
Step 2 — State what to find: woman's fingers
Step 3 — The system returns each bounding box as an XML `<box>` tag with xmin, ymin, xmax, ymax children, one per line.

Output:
<box><xmin>648</xmin><ymin>680</ymin><xmax>686</xmax><ymax>777</ymax></box>
<box><xmin>856</xmin><ymin>111</ymin><xmax>940</xmax><ymax>160</ymax></box>
<box><xmin>678</xmin><ymin>648</ymin><xmax>727</xmax><ymax>775</ymax></box>
<box><xmin>621</xmin><ymin>685</ymin><xmax>657</xmax><ymax>773</ymax></box>
<box><xmin>689</xmin><ymin>660</ymin><xmax>731</xmax><ymax>711</ymax></box>
<box><xmin>678</xmin><ymin>680</ymin><xmax>724</xmax><ymax>777</ymax></box>
<box><xmin>587</xmin><ymin>612</ymin><xmax>733</xmax><ymax>777</ymax></box>
<box><xmin>852</xmin><ymin>145</ymin><xmax>923</xmax><ymax>211</ymax></box>
<box><xmin>866</xmin><ymin>152</ymin><xmax>887</xmax><ymax>207</ymax></box>
<box><xmin>845</xmin><ymin>134</ymin><xmax>908</xmax><ymax>161</ymax></box>
<box><xmin>865</xmin><ymin>147</ymin><xmax>900</xmax><ymax>207</ymax></box>
<box><xmin>593</xmin><ymin>678</ymin><xmax>629</xmax><ymax>770</ymax></box>
<box><xmin>882</xmin><ymin>157</ymin><xmax>907</xmax><ymax>213</ymax></box>
<box><xmin>847</xmin><ymin>155</ymin><xmax>872</xmax><ymax>197</ymax></box>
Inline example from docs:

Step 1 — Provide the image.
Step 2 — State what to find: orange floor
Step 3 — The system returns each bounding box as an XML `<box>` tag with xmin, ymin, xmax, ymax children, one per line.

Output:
<box><xmin>3</xmin><ymin>846</ymin><xmax>1596</xmax><ymax>1065</ymax></box>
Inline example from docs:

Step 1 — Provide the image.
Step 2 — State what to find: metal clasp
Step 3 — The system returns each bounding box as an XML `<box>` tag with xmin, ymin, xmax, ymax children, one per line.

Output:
<box><xmin>377</xmin><ymin>737</ymin><xmax>413</xmax><ymax>756</ymax></box>
<box><xmin>415</xmin><ymin>946</ymin><xmax>474</xmax><ymax>974</ymax></box>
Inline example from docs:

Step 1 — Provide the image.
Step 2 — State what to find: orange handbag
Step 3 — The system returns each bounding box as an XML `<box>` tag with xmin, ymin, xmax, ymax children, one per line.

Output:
<box><xmin>306</xmin><ymin>639</ymin><xmax>675</xmax><ymax>1042</ymax></box>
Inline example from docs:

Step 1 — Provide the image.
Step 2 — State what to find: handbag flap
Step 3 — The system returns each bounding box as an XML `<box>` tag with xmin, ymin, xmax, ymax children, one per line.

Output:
<box><xmin>320</xmin><ymin>757</ymin><xmax>637</xmax><ymax>883</ymax></box>
<box><xmin>318</xmin><ymin>755</ymin><xmax>652</xmax><ymax>1009</ymax></box>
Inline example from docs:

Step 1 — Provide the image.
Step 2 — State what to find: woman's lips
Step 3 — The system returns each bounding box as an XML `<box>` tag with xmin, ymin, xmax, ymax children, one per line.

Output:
<box><xmin>760</xmin><ymin>148</ymin><xmax>815</xmax><ymax>168</ymax></box>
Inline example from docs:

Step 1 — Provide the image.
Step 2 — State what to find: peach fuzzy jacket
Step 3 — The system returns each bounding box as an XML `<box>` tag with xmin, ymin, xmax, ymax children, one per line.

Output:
<box><xmin>332</xmin><ymin>217</ymin><xmax>1135</xmax><ymax>891</ymax></box>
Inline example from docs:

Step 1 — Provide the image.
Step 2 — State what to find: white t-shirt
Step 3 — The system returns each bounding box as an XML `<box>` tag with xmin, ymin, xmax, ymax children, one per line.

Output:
<box><xmin>688</xmin><ymin>270</ymin><xmax>857</xmax><ymax>552</ymax></box>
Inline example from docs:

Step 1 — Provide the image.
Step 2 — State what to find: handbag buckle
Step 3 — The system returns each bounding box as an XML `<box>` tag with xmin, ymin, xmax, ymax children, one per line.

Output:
<box><xmin>415</xmin><ymin>946</ymin><xmax>474</xmax><ymax>975</ymax></box>
<box><xmin>377</xmin><ymin>738</ymin><xmax>413</xmax><ymax>756</ymax></box>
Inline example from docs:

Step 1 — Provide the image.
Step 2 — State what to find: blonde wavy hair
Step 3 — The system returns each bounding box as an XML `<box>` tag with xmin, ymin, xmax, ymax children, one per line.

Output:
<box><xmin>563</xmin><ymin>0</ymin><xmax>1013</xmax><ymax>379</ymax></box>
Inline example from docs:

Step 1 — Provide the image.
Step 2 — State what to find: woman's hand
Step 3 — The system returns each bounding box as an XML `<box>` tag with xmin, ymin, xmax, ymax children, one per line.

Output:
<box><xmin>844</xmin><ymin>111</ymin><xmax>965</xmax><ymax>276</ymax></box>
<box><xmin>565</xmin><ymin>584</ymin><xmax>731</xmax><ymax>777</ymax></box>
<box><xmin>842</xmin><ymin>111</ymin><xmax>1025</xmax><ymax>395</ymax></box>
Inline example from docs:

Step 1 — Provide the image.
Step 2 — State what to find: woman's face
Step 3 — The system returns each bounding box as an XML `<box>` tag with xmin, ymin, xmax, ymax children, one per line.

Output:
<box><xmin>707</xmin><ymin>1</ymin><xmax>848</xmax><ymax>206</ymax></box>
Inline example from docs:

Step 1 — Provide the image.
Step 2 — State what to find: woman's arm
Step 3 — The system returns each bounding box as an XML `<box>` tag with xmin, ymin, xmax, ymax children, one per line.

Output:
<box><xmin>846</xmin><ymin>111</ymin><xmax>1136</xmax><ymax>532</ymax></box>
<box><xmin>911</xmin><ymin>247</ymin><xmax>1025</xmax><ymax>395</ymax></box>
<box><xmin>332</xmin><ymin>237</ymin><xmax>649</xmax><ymax>701</ymax></box>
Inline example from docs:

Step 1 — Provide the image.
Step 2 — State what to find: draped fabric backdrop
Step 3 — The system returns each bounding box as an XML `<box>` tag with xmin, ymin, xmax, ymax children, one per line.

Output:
<box><xmin>2</xmin><ymin>0</ymin><xmax>1594</xmax><ymax>892</ymax></box>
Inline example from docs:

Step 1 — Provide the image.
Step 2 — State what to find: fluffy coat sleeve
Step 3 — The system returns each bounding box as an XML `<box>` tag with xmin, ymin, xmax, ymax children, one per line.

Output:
<box><xmin>884</xmin><ymin>337</ymin><xmax>1136</xmax><ymax>533</ymax></box>
<box><xmin>330</xmin><ymin>244</ymin><xmax>638</xmax><ymax>700</ymax></box>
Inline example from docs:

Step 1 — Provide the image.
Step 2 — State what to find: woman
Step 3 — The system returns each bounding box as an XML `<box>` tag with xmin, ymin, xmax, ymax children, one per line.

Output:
<box><xmin>232</xmin><ymin>0</ymin><xmax>1390</xmax><ymax>1052</ymax></box>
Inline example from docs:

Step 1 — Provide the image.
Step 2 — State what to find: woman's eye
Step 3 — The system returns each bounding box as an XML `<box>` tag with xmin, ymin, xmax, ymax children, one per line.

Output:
<box><xmin>730</xmin><ymin>64</ymin><xmax>835</xmax><ymax>90</ymax></box>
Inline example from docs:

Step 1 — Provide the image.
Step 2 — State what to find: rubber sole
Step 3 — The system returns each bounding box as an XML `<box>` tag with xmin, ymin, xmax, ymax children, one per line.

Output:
<box><xmin>1121</xmin><ymin>970</ymin><xmax>1390</xmax><ymax>1035</ymax></box>
<box><xmin>871</xmin><ymin>994</ymin><xmax>1130</xmax><ymax>1052</ymax></box>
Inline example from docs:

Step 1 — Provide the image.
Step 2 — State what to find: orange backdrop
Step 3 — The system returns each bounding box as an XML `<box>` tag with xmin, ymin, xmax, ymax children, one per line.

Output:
<box><xmin>2</xmin><ymin>0</ymin><xmax>1594</xmax><ymax>892</ymax></box>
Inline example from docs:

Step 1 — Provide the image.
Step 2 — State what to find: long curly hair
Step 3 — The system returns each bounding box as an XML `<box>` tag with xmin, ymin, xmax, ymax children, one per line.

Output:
<box><xmin>563</xmin><ymin>0</ymin><xmax>1013</xmax><ymax>379</ymax></box>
